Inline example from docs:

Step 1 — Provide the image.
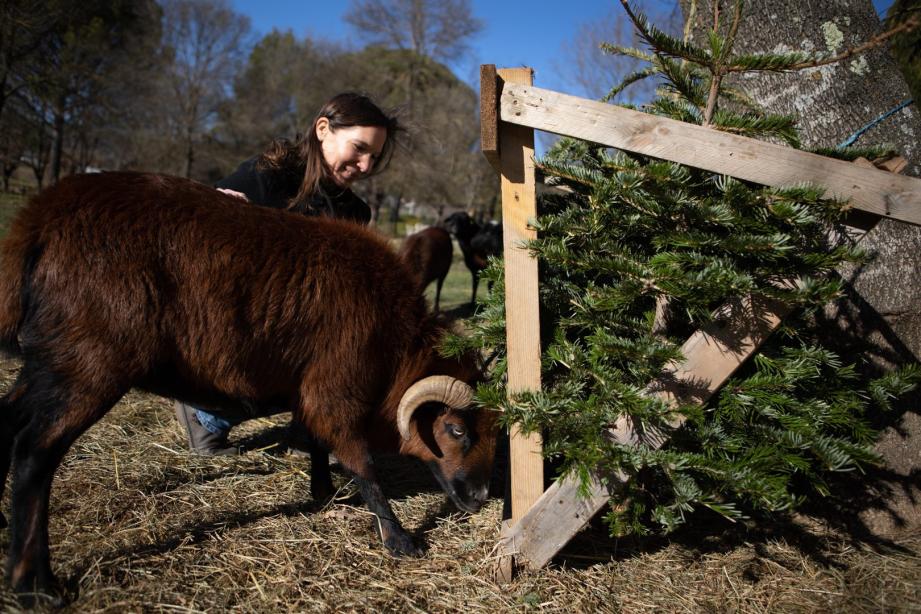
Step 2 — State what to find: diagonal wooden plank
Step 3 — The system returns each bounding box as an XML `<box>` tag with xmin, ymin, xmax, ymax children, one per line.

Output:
<box><xmin>499</xmin><ymin>83</ymin><xmax>921</xmax><ymax>226</ymax></box>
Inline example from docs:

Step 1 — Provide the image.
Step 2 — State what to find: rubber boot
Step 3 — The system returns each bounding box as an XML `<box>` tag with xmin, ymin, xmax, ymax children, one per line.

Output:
<box><xmin>174</xmin><ymin>401</ymin><xmax>239</xmax><ymax>456</ymax></box>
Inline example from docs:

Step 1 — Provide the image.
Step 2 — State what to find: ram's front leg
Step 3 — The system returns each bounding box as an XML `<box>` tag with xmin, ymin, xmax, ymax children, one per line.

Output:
<box><xmin>334</xmin><ymin>446</ymin><xmax>421</xmax><ymax>556</ymax></box>
<box><xmin>354</xmin><ymin>474</ymin><xmax>421</xmax><ymax>556</ymax></box>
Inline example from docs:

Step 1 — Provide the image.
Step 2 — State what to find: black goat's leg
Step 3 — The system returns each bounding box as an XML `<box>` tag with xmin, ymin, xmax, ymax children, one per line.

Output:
<box><xmin>470</xmin><ymin>272</ymin><xmax>480</xmax><ymax>306</ymax></box>
<box><xmin>6</xmin><ymin>381</ymin><xmax>122</xmax><ymax>606</ymax></box>
<box><xmin>289</xmin><ymin>415</ymin><xmax>334</xmax><ymax>502</ymax></box>
<box><xmin>6</xmin><ymin>425</ymin><xmax>67</xmax><ymax>606</ymax></box>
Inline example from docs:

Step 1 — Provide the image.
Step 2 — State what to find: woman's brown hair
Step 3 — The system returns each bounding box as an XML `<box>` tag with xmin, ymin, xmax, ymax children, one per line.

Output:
<box><xmin>258</xmin><ymin>93</ymin><xmax>399</xmax><ymax>208</ymax></box>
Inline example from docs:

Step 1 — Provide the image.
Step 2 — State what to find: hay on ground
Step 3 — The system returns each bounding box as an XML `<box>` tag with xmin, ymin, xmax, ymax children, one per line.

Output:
<box><xmin>0</xmin><ymin>356</ymin><xmax>918</xmax><ymax>613</ymax></box>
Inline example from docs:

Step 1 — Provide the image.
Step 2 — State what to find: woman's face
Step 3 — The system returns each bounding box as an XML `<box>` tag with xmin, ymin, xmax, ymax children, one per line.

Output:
<box><xmin>316</xmin><ymin>118</ymin><xmax>388</xmax><ymax>187</ymax></box>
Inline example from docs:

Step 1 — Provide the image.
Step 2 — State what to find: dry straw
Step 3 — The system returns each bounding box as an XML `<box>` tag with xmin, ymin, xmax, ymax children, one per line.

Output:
<box><xmin>0</xmin><ymin>356</ymin><xmax>918</xmax><ymax>612</ymax></box>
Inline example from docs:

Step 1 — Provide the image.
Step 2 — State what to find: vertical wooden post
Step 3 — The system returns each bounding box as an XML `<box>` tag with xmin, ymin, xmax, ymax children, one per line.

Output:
<box><xmin>497</xmin><ymin>67</ymin><xmax>544</xmax><ymax>523</ymax></box>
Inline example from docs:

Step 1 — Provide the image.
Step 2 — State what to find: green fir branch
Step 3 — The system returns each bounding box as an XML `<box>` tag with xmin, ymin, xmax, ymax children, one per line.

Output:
<box><xmin>603</xmin><ymin>66</ymin><xmax>660</xmax><ymax>102</ymax></box>
<box><xmin>599</xmin><ymin>42</ymin><xmax>655</xmax><ymax>63</ymax></box>
<box><xmin>710</xmin><ymin>110</ymin><xmax>801</xmax><ymax>148</ymax></box>
<box><xmin>618</xmin><ymin>0</ymin><xmax>714</xmax><ymax>65</ymax></box>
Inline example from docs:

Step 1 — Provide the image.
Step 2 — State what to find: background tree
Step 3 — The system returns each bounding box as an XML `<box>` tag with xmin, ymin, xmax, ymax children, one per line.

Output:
<box><xmin>0</xmin><ymin>0</ymin><xmax>66</xmax><ymax>121</ymax></box>
<box><xmin>885</xmin><ymin>0</ymin><xmax>920</xmax><ymax>102</ymax></box>
<box><xmin>0</xmin><ymin>96</ymin><xmax>32</xmax><ymax>190</ymax></box>
<box><xmin>344</xmin><ymin>0</ymin><xmax>482</xmax><ymax>63</ymax></box>
<box><xmin>562</xmin><ymin>0</ymin><xmax>681</xmax><ymax>102</ymax></box>
<box><xmin>0</xmin><ymin>109</ymin><xmax>22</xmax><ymax>191</ymax></box>
<box><xmin>216</xmin><ymin>32</ymin><xmax>339</xmax><ymax>170</ymax></box>
<box><xmin>679</xmin><ymin>0</ymin><xmax>921</xmax><ymax>536</ymax></box>
<box><xmin>19</xmin><ymin>0</ymin><xmax>161</xmax><ymax>183</ymax></box>
<box><xmin>0</xmin><ymin>0</ymin><xmax>159</xmax><ymax>185</ymax></box>
<box><xmin>344</xmin><ymin>0</ymin><xmax>482</xmax><ymax>115</ymax></box>
<box><xmin>160</xmin><ymin>0</ymin><xmax>251</xmax><ymax>179</ymax></box>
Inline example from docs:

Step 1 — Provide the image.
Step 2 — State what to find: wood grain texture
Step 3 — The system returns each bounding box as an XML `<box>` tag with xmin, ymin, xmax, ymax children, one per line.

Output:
<box><xmin>498</xmin><ymin>472</ymin><xmax>614</xmax><ymax>572</ymax></box>
<box><xmin>480</xmin><ymin>64</ymin><xmax>500</xmax><ymax>172</ymax></box>
<box><xmin>499</xmin><ymin>83</ymin><xmax>921</xmax><ymax>226</ymax></box>
<box><xmin>497</xmin><ymin>67</ymin><xmax>544</xmax><ymax>523</ymax></box>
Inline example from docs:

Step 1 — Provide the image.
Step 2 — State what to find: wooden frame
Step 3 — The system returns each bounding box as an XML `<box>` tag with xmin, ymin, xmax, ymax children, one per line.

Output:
<box><xmin>480</xmin><ymin>64</ymin><xmax>921</xmax><ymax>579</ymax></box>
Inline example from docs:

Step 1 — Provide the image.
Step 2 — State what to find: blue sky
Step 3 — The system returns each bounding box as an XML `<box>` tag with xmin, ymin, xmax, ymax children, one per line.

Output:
<box><xmin>228</xmin><ymin>0</ymin><xmax>895</xmax><ymax>95</ymax></box>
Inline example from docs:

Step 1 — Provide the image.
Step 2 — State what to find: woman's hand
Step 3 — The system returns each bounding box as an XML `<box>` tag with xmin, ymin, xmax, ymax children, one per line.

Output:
<box><xmin>218</xmin><ymin>188</ymin><xmax>248</xmax><ymax>201</ymax></box>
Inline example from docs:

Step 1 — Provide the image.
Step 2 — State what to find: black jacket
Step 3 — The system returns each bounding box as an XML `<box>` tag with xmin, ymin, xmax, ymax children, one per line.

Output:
<box><xmin>215</xmin><ymin>156</ymin><xmax>372</xmax><ymax>224</ymax></box>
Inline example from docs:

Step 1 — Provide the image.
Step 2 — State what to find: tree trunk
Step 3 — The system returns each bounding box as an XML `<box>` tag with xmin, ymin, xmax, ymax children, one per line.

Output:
<box><xmin>49</xmin><ymin>107</ymin><xmax>65</xmax><ymax>183</ymax></box>
<box><xmin>184</xmin><ymin>127</ymin><xmax>194</xmax><ymax>179</ymax></box>
<box><xmin>680</xmin><ymin>0</ymin><xmax>921</xmax><ymax>538</ymax></box>
<box><xmin>1</xmin><ymin>163</ymin><xmax>14</xmax><ymax>192</ymax></box>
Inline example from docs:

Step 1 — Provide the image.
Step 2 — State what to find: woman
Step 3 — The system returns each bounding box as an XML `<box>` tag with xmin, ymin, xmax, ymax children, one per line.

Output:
<box><xmin>174</xmin><ymin>92</ymin><xmax>400</xmax><ymax>455</ymax></box>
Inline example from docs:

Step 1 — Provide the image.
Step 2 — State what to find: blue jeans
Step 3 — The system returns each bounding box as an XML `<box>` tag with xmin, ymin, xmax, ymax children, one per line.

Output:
<box><xmin>194</xmin><ymin>404</ymin><xmax>286</xmax><ymax>435</ymax></box>
<box><xmin>194</xmin><ymin>407</ymin><xmax>236</xmax><ymax>435</ymax></box>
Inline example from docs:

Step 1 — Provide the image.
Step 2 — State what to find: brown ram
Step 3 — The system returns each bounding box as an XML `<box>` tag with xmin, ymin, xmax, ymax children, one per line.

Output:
<box><xmin>0</xmin><ymin>172</ymin><xmax>498</xmax><ymax>604</ymax></box>
<box><xmin>398</xmin><ymin>226</ymin><xmax>453</xmax><ymax>312</ymax></box>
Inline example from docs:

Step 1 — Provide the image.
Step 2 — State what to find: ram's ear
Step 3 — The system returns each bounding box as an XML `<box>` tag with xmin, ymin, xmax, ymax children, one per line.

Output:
<box><xmin>396</xmin><ymin>376</ymin><xmax>473</xmax><ymax>440</ymax></box>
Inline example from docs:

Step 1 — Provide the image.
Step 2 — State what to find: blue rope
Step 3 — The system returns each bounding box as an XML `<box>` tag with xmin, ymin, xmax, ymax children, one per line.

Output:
<box><xmin>837</xmin><ymin>98</ymin><xmax>914</xmax><ymax>149</ymax></box>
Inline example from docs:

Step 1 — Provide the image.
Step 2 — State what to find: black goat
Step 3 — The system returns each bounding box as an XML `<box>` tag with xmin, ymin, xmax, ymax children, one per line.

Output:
<box><xmin>443</xmin><ymin>212</ymin><xmax>503</xmax><ymax>306</ymax></box>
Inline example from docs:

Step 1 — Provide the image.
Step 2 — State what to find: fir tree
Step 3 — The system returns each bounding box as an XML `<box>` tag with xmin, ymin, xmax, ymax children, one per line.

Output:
<box><xmin>444</xmin><ymin>0</ymin><xmax>921</xmax><ymax>535</ymax></box>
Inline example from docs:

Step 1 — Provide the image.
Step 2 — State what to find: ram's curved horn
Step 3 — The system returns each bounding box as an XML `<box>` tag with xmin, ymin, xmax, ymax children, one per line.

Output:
<box><xmin>396</xmin><ymin>376</ymin><xmax>474</xmax><ymax>440</ymax></box>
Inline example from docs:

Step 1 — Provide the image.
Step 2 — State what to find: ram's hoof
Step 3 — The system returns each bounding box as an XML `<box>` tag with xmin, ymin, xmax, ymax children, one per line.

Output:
<box><xmin>14</xmin><ymin>576</ymin><xmax>68</xmax><ymax>609</ymax></box>
<box><xmin>383</xmin><ymin>531</ymin><xmax>423</xmax><ymax>557</ymax></box>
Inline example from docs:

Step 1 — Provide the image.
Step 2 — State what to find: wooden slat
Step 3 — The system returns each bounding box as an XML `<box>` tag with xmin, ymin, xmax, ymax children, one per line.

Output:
<box><xmin>499</xmin><ymin>83</ymin><xmax>921</xmax><ymax>226</ymax></box>
<box><xmin>480</xmin><ymin>64</ymin><xmax>500</xmax><ymax>172</ymax></box>
<box><xmin>499</xmin><ymin>473</ymin><xmax>614</xmax><ymax>571</ymax></box>
<box><xmin>497</xmin><ymin>67</ymin><xmax>544</xmax><ymax>523</ymax></box>
<box><xmin>618</xmin><ymin>295</ymin><xmax>790</xmax><ymax>444</ymax></box>
<box><xmin>501</xmin><ymin>294</ymin><xmax>791</xmax><ymax>570</ymax></box>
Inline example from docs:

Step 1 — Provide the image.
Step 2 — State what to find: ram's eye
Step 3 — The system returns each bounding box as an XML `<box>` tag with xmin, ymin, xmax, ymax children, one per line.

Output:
<box><xmin>447</xmin><ymin>423</ymin><xmax>466</xmax><ymax>438</ymax></box>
